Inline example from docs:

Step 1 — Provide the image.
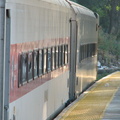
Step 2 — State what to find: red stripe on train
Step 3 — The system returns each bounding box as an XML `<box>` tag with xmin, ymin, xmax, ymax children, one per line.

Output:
<box><xmin>10</xmin><ymin>38</ymin><xmax>69</xmax><ymax>103</ymax></box>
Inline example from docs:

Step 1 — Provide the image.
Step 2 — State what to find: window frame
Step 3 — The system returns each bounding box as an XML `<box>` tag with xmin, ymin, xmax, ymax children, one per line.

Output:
<box><xmin>19</xmin><ymin>52</ymin><xmax>28</xmax><ymax>86</ymax></box>
<box><xmin>58</xmin><ymin>45</ymin><xmax>62</xmax><ymax>67</ymax></box>
<box><xmin>27</xmin><ymin>51</ymin><xmax>34</xmax><ymax>82</ymax></box>
<box><xmin>18</xmin><ymin>44</ymin><xmax>69</xmax><ymax>87</ymax></box>
<box><xmin>38</xmin><ymin>49</ymin><xmax>44</xmax><ymax>76</ymax></box>
<box><xmin>64</xmin><ymin>44</ymin><xmax>68</xmax><ymax>65</ymax></box>
<box><xmin>55</xmin><ymin>46</ymin><xmax>59</xmax><ymax>69</ymax></box>
<box><xmin>43</xmin><ymin>48</ymin><xmax>47</xmax><ymax>74</ymax></box>
<box><xmin>51</xmin><ymin>47</ymin><xmax>56</xmax><ymax>70</ymax></box>
<box><xmin>46</xmin><ymin>47</ymin><xmax>52</xmax><ymax>72</ymax></box>
<box><xmin>33</xmin><ymin>49</ymin><xmax>39</xmax><ymax>79</ymax></box>
<box><xmin>61</xmin><ymin>45</ymin><xmax>64</xmax><ymax>66</ymax></box>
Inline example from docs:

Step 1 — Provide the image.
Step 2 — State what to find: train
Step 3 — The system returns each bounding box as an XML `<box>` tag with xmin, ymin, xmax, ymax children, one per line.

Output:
<box><xmin>0</xmin><ymin>0</ymin><xmax>99</xmax><ymax>120</ymax></box>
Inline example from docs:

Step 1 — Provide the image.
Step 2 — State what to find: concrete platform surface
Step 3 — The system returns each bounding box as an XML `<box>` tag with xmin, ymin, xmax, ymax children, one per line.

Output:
<box><xmin>55</xmin><ymin>71</ymin><xmax>120</xmax><ymax>120</ymax></box>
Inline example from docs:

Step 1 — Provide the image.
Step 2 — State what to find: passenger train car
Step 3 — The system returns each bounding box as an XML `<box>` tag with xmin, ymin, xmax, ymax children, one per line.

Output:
<box><xmin>0</xmin><ymin>0</ymin><xmax>99</xmax><ymax>120</ymax></box>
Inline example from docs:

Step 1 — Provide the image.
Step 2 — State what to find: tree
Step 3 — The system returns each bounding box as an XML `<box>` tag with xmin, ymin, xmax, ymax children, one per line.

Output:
<box><xmin>71</xmin><ymin>0</ymin><xmax>120</xmax><ymax>39</ymax></box>
<box><xmin>107</xmin><ymin>0</ymin><xmax>120</xmax><ymax>36</ymax></box>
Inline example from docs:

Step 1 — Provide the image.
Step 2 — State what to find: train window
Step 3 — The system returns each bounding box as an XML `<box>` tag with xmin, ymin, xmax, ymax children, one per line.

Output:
<box><xmin>43</xmin><ymin>49</ymin><xmax>47</xmax><ymax>74</ymax></box>
<box><xmin>79</xmin><ymin>46</ymin><xmax>81</xmax><ymax>62</ymax></box>
<box><xmin>83</xmin><ymin>45</ymin><xmax>85</xmax><ymax>60</ymax></box>
<box><xmin>81</xmin><ymin>45</ymin><xmax>83</xmax><ymax>60</ymax></box>
<box><xmin>33</xmin><ymin>50</ymin><xmax>39</xmax><ymax>79</ymax></box>
<box><xmin>63</xmin><ymin>45</ymin><xmax>66</xmax><ymax>64</ymax></box>
<box><xmin>52</xmin><ymin>47</ymin><xmax>55</xmax><ymax>70</ymax></box>
<box><xmin>64</xmin><ymin>45</ymin><xmax>68</xmax><ymax>64</ymax></box>
<box><xmin>55</xmin><ymin>46</ymin><xmax>59</xmax><ymax>68</ymax></box>
<box><xmin>28</xmin><ymin>51</ymin><xmax>33</xmax><ymax>81</ymax></box>
<box><xmin>87</xmin><ymin>44</ymin><xmax>89</xmax><ymax>58</ymax></box>
<box><xmin>39</xmin><ymin>49</ymin><xmax>43</xmax><ymax>76</ymax></box>
<box><xmin>62</xmin><ymin>45</ymin><xmax>64</xmax><ymax>65</ymax></box>
<box><xmin>58</xmin><ymin>46</ymin><xmax>62</xmax><ymax>67</ymax></box>
<box><xmin>95</xmin><ymin>44</ymin><xmax>97</xmax><ymax>55</ymax></box>
<box><xmin>93</xmin><ymin>44</ymin><xmax>96</xmax><ymax>56</ymax></box>
<box><xmin>18</xmin><ymin>45</ymin><xmax>71</xmax><ymax>86</ymax></box>
<box><xmin>91</xmin><ymin>44</ymin><xmax>93</xmax><ymax>56</ymax></box>
<box><xmin>79</xmin><ymin>45</ymin><xmax>82</xmax><ymax>62</ymax></box>
<box><xmin>89</xmin><ymin>44</ymin><xmax>91</xmax><ymax>57</ymax></box>
<box><xmin>67</xmin><ymin>45</ymin><xmax>68</xmax><ymax>63</ymax></box>
<box><xmin>18</xmin><ymin>54</ymin><xmax>21</xmax><ymax>86</ymax></box>
<box><xmin>20</xmin><ymin>52</ymin><xmax>28</xmax><ymax>84</ymax></box>
<box><xmin>47</xmin><ymin>48</ymin><xmax>52</xmax><ymax>72</ymax></box>
<box><xmin>85</xmin><ymin>45</ymin><xmax>87</xmax><ymax>59</ymax></box>
<box><xmin>88</xmin><ymin>44</ymin><xmax>91</xmax><ymax>57</ymax></box>
<box><xmin>84</xmin><ymin>45</ymin><xmax>87</xmax><ymax>59</ymax></box>
<box><xmin>84</xmin><ymin>45</ymin><xmax>86</xmax><ymax>59</ymax></box>
<box><xmin>90</xmin><ymin>44</ymin><xmax>92</xmax><ymax>57</ymax></box>
<box><xmin>82</xmin><ymin>45</ymin><xmax>84</xmax><ymax>60</ymax></box>
<box><xmin>83</xmin><ymin>45</ymin><xmax>85</xmax><ymax>59</ymax></box>
<box><xmin>91</xmin><ymin>44</ymin><xmax>94</xmax><ymax>56</ymax></box>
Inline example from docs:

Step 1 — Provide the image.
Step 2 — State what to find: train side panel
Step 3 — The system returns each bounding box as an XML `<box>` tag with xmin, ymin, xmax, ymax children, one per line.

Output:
<box><xmin>4</xmin><ymin>0</ymin><xmax>99</xmax><ymax>119</ymax></box>
<box><xmin>70</xmin><ymin>3</ymin><xmax>98</xmax><ymax>95</ymax></box>
<box><xmin>77</xmin><ymin>11</ymin><xmax>98</xmax><ymax>94</ymax></box>
<box><xmin>6</xmin><ymin>1</ymin><xmax>71</xmax><ymax>120</ymax></box>
<box><xmin>9</xmin><ymin>72</ymin><xmax>69</xmax><ymax>120</ymax></box>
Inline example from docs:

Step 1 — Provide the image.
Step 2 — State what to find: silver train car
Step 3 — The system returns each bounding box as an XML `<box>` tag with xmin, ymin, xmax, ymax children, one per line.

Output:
<box><xmin>0</xmin><ymin>0</ymin><xmax>99</xmax><ymax>120</ymax></box>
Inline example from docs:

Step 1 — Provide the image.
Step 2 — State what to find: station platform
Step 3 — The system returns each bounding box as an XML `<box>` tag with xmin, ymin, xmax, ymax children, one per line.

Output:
<box><xmin>55</xmin><ymin>71</ymin><xmax>120</xmax><ymax>120</ymax></box>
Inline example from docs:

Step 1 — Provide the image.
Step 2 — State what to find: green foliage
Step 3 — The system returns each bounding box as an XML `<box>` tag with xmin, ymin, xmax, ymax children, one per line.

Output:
<box><xmin>70</xmin><ymin>0</ymin><xmax>120</xmax><ymax>36</ymax></box>
<box><xmin>98</xmin><ymin>29</ymin><xmax>120</xmax><ymax>64</ymax></box>
<box><xmin>70</xmin><ymin>0</ymin><xmax>109</xmax><ymax>31</ymax></box>
<box><xmin>105</xmin><ymin>4</ymin><xmax>111</xmax><ymax>11</ymax></box>
<box><xmin>116</xmin><ymin>6</ymin><xmax>120</xmax><ymax>11</ymax></box>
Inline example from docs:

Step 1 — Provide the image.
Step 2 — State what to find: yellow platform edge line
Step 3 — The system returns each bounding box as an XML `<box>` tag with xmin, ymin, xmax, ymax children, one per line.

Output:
<box><xmin>59</xmin><ymin>71</ymin><xmax>120</xmax><ymax>120</ymax></box>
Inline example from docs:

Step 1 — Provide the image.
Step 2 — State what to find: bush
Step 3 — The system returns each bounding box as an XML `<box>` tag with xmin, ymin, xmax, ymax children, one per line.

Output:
<box><xmin>98</xmin><ymin>29</ymin><xmax>120</xmax><ymax>66</ymax></box>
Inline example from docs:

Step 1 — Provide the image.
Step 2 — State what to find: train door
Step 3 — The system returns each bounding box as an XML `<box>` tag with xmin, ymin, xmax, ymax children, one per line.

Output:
<box><xmin>69</xmin><ymin>18</ymin><xmax>77</xmax><ymax>102</ymax></box>
<box><xmin>4</xmin><ymin>9</ymin><xmax>11</xmax><ymax>120</ymax></box>
<box><xmin>0</xmin><ymin>1</ymin><xmax>5</xmax><ymax>120</ymax></box>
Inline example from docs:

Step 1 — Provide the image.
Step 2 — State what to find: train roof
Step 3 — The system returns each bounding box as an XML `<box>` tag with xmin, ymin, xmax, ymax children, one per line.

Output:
<box><xmin>69</xmin><ymin>0</ymin><xmax>96</xmax><ymax>18</ymax></box>
<box><xmin>6</xmin><ymin>0</ymin><xmax>71</xmax><ymax>9</ymax></box>
<box><xmin>42</xmin><ymin>0</ymin><xmax>70</xmax><ymax>8</ymax></box>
